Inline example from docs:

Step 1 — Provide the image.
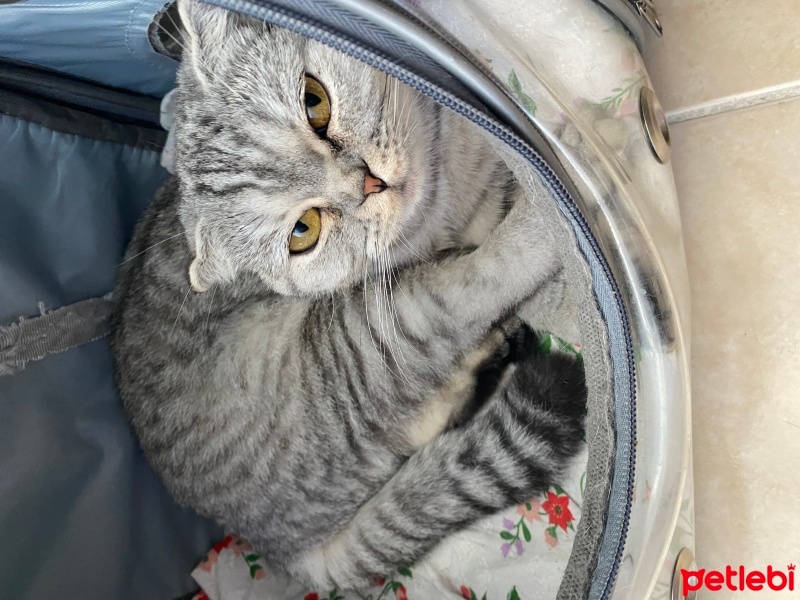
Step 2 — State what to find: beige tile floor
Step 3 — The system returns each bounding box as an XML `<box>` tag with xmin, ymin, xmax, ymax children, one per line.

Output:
<box><xmin>644</xmin><ymin>1</ymin><xmax>800</xmax><ymax>595</ymax></box>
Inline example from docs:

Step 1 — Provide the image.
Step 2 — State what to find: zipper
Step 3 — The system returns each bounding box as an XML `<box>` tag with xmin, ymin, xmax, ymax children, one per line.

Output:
<box><xmin>207</xmin><ymin>2</ymin><xmax>637</xmax><ymax>598</ymax></box>
<box><xmin>629</xmin><ymin>0</ymin><xmax>663</xmax><ymax>35</ymax></box>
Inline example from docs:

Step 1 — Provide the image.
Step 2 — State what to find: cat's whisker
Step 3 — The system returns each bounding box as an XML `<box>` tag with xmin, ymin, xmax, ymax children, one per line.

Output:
<box><xmin>383</xmin><ymin>249</ymin><xmax>416</xmax><ymax>390</ymax></box>
<box><xmin>405</xmin><ymin>114</ymin><xmax>422</xmax><ymax>143</ymax></box>
<box><xmin>381</xmin><ymin>75</ymin><xmax>392</xmax><ymax>124</ymax></box>
<box><xmin>118</xmin><ymin>232</ymin><xmax>185</xmax><ymax>266</ymax></box>
<box><xmin>375</xmin><ymin>240</ymin><xmax>405</xmax><ymax>385</ymax></box>
<box><xmin>379</xmin><ymin>244</ymin><xmax>419</xmax><ymax>392</ymax></box>
<box><xmin>396</xmin><ymin>236</ymin><xmax>427</xmax><ymax>264</ymax></box>
<box><xmin>378</xmin><ymin>251</ymin><xmax>400</xmax><ymax>382</ymax></box>
<box><xmin>397</xmin><ymin>232</ymin><xmax>433</xmax><ymax>266</ymax></box>
<box><xmin>393</xmin><ymin>78</ymin><xmax>416</xmax><ymax>145</ymax></box>
<box><xmin>362</xmin><ymin>235</ymin><xmax>388</xmax><ymax>374</ymax></box>
<box><xmin>172</xmin><ymin>286</ymin><xmax>192</xmax><ymax>335</ymax></box>
<box><xmin>390</xmin><ymin>262</ymin><xmax>413</xmax><ymax>303</ymax></box>
<box><xmin>324</xmin><ymin>292</ymin><xmax>336</xmax><ymax>336</ymax></box>
<box><xmin>203</xmin><ymin>285</ymin><xmax>218</xmax><ymax>333</ymax></box>
<box><xmin>373</xmin><ymin>239</ymin><xmax>390</xmax><ymax>377</ymax></box>
<box><xmin>400</xmin><ymin>81</ymin><xmax>414</xmax><ymax>138</ymax></box>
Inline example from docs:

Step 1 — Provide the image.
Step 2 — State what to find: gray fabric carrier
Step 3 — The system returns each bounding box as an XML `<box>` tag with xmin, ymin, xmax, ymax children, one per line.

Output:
<box><xmin>0</xmin><ymin>89</ymin><xmax>221</xmax><ymax>599</ymax></box>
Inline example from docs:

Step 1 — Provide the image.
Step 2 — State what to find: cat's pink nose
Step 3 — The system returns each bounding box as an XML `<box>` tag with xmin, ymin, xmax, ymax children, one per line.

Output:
<box><xmin>363</xmin><ymin>171</ymin><xmax>387</xmax><ymax>196</ymax></box>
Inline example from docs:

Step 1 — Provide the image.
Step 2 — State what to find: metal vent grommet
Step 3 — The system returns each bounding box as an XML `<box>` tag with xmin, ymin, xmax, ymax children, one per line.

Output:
<box><xmin>671</xmin><ymin>547</ymin><xmax>698</xmax><ymax>600</ymax></box>
<box><xmin>640</xmin><ymin>86</ymin><xmax>671</xmax><ymax>164</ymax></box>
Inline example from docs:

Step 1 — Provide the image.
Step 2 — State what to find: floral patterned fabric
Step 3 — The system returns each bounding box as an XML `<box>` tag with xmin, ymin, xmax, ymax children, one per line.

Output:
<box><xmin>190</xmin><ymin>336</ymin><xmax>587</xmax><ymax>600</ymax></box>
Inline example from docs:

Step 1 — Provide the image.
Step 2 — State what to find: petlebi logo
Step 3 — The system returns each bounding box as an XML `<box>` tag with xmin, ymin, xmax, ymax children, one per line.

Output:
<box><xmin>681</xmin><ymin>564</ymin><xmax>795</xmax><ymax>595</ymax></box>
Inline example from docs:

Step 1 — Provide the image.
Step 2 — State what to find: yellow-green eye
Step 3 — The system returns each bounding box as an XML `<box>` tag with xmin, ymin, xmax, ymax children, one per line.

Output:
<box><xmin>304</xmin><ymin>75</ymin><xmax>331</xmax><ymax>134</ymax></box>
<box><xmin>289</xmin><ymin>208</ymin><xmax>321</xmax><ymax>253</ymax></box>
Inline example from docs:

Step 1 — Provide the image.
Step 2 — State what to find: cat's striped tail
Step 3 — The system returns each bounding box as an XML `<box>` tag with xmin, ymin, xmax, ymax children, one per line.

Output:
<box><xmin>292</xmin><ymin>342</ymin><xmax>587</xmax><ymax>591</ymax></box>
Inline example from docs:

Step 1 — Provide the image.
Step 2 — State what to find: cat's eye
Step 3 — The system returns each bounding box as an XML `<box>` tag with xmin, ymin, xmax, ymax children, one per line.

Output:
<box><xmin>289</xmin><ymin>208</ymin><xmax>322</xmax><ymax>253</ymax></box>
<box><xmin>304</xmin><ymin>75</ymin><xmax>331</xmax><ymax>135</ymax></box>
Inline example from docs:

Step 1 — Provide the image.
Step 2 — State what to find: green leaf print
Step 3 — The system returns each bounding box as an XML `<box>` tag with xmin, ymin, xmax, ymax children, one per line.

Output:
<box><xmin>521</xmin><ymin>521</ymin><xmax>531</xmax><ymax>542</ymax></box>
<box><xmin>537</xmin><ymin>335</ymin><xmax>552</xmax><ymax>355</ymax></box>
<box><xmin>507</xmin><ymin>70</ymin><xmax>537</xmax><ymax>116</ymax></box>
<box><xmin>397</xmin><ymin>567</ymin><xmax>413</xmax><ymax>578</ymax></box>
<box><xmin>507</xmin><ymin>587</ymin><xmax>522</xmax><ymax>600</ymax></box>
<box><xmin>519</xmin><ymin>95</ymin><xmax>537</xmax><ymax>115</ymax></box>
<box><xmin>591</xmin><ymin>71</ymin><xmax>646</xmax><ymax>114</ymax></box>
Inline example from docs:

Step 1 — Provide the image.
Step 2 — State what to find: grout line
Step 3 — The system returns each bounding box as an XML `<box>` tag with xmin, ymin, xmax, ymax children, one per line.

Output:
<box><xmin>665</xmin><ymin>80</ymin><xmax>800</xmax><ymax>124</ymax></box>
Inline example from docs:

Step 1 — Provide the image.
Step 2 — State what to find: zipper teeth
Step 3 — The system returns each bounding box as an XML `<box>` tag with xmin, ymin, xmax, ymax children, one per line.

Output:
<box><xmin>211</xmin><ymin>2</ymin><xmax>637</xmax><ymax>597</ymax></box>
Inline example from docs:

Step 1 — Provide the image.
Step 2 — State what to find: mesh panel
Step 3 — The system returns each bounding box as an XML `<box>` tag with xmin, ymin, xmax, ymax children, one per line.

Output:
<box><xmin>492</xmin><ymin>140</ymin><xmax>616</xmax><ymax>599</ymax></box>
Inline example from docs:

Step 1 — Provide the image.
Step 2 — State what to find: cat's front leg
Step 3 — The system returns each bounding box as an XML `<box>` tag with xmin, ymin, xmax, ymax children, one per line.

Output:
<box><xmin>402</xmin><ymin>319</ymin><xmax>519</xmax><ymax>450</ymax></box>
<box><xmin>290</xmin><ymin>335</ymin><xmax>586</xmax><ymax>592</ymax></box>
<box><xmin>389</xmin><ymin>191</ymin><xmax>561</xmax><ymax>342</ymax></box>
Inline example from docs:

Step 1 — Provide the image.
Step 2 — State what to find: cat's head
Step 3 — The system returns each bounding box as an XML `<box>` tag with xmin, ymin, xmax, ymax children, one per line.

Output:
<box><xmin>173</xmin><ymin>0</ymin><xmax>443</xmax><ymax>296</ymax></box>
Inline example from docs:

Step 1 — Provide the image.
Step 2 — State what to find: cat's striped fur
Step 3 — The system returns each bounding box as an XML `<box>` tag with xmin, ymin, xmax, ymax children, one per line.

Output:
<box><xmin>112</xmin><ymin>2</ymin><xmax>586</xmax><ymax>591</ymax></box>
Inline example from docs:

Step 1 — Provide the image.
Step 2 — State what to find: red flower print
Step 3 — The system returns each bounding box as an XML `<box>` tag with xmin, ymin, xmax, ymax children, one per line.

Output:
<box><xmin>375</xmin><ymin>577</ymin><xmax>386</xmax><ymax>587</ymax></box>
<box><xmin>396</xmin><ymin>584</ymin><xmax>408</xmax><ymax>600</ymax></box>
<box><xmin>304</xmin><ymin>594</ymin><xmax>319</xmax><ymax>600</ymax></box>
<box><xmin>212</xmin><ymin>535</ymin><xmax>235</xmax><ymax>554</ymax></box>
<box><xmin>541</xmin><ymin>491</ymin><xmax>574</xmax><ymax>532</ymax></box>
<box><xmin>192</xmin><ymin>592</ymin><xmax>210</xmax><ymax>600</ymax></box>
<box><xmin>460</xmin><ymin>586</ymin><xmax>472</xmax><ymax>600</ymax></box>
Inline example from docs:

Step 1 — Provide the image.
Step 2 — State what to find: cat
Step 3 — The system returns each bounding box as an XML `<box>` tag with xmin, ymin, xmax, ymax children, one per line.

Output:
<box><xmin>112</xmin><ymin>0</ymin><xmax>586</xmax><ymax>591</ymax></box>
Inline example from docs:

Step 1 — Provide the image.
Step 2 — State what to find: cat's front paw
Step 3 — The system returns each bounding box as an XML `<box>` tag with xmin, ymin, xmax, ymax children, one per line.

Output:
<box><xmin>291</xmin><ymin>534</ymin><xmax>376</xmax><ymax>594</ymax></box>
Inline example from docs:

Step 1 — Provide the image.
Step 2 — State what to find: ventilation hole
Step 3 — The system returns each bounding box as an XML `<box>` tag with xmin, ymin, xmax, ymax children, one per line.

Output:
<box><xmin>148</xmin><ymin>1</ymin><xmax>184</xmax><ymax>61</ymax></box>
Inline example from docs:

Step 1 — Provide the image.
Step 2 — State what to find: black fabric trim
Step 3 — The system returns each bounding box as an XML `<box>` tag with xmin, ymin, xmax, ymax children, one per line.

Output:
<box><xmin>0</xmin><ymin>60</ymin><xmax>164</xmax><ymax>125</ymax></box>
<box><xmin>0</xmin><ymin>89</ymin><xmax>167</xmax><ymax>150</ymax></box>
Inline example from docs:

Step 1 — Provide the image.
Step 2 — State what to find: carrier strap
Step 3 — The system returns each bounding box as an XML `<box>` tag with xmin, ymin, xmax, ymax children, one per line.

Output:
<box><xmin>0</xmin><ymin>296</ymin><xmax>113</xmax><ymax>376</ymax></box>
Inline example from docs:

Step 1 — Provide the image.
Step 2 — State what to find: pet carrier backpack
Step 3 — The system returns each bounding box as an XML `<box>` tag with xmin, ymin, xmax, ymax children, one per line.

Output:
<box><xmin>0</xmin><ymin>0</ymin><xmax>695</xmax><ymax>598</ymax></box>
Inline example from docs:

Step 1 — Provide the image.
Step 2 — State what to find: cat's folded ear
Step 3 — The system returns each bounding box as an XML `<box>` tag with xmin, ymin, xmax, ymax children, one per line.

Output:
<box><xmin>188</xmin><ymin>220</ymin><xmax>238</xmax><ymax>293</ymax></box>
<box><xmin>177</xmin><ymin>0</ymin><xmax>236</xmax><ymax>43</ymax></box>
<box><xmin>177</xmin><ymin>0</ymin><xmax>241</xmax><ymax>86</ymax></box>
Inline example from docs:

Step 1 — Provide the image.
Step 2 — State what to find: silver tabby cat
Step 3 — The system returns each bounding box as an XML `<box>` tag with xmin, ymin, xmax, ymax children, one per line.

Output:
<box><xmin>112</xmin><ymin>0</ymin><xmax>586</xmax><ymax>591</ymax></box>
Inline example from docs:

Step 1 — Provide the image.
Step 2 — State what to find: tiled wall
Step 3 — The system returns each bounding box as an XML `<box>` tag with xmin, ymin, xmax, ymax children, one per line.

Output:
<box><xmin>643</xmin><ymin>1</ymin><xmax>800</xmax><ymax>591</ymax></box>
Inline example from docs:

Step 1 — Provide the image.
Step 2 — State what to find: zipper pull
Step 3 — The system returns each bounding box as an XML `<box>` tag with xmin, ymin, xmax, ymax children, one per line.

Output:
<box><xmin>635</xmin><ymin>0</ymin><xmax>663</xmax><ymax>36</ymax></box>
